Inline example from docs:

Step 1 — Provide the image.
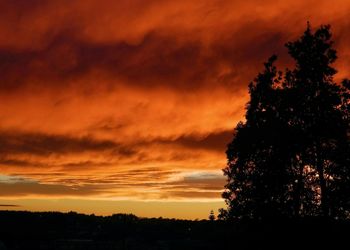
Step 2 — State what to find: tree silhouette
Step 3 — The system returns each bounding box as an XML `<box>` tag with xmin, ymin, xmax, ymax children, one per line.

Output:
<box><xmin>209</xmin><ymin>210</ymin><xmax>216</xmax><ymax>221</ymax></box>
<box><xmin>222</xmin><ymin>24</ymin><xmax>350</xmax><ymax>219</ymax></box>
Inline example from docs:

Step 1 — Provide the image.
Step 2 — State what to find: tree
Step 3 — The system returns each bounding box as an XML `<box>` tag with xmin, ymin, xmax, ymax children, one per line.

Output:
<box><xmin>222</xmin><ymin>24</ymin><xmax>350</xmax><ymax>220</ymax></box>
<box><xmin>209</xmin><ymin>210</ymin><xmax>216</xmax><ymax>221</ymax></box>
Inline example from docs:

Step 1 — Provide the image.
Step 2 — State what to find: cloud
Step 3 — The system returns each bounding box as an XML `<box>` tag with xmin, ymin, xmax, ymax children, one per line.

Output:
<box><xmin>163</xmin><ymin>191</ymin><xmax>222</xmax><ymax>199</ymax></box>
<box><xmin>0</xmin><ymin>204</ymin><xmax>19</xmax><ymax>207</ymax></box>
<box><xmin>0</xmin><ymin>169</ymin><xmax>225</xmax><ymax>200</ymax></box>
<box><xmin>169</xmin><ymin>130</ymin><xmax>233</xmax><ymax>152</ymax></box>
<box><xmin>1</xmin><ymin>0</ymin><xmax>349</xmax><ymax>95</ymax></box>
<box><xmin>0</xmin><ymin>174</ymin><xmax>109</xmax><ymax>197</ymax></box>
<box><xmin>0</xmin><ymin>28</ymin><xmax>265</xmax><ymax>93</ymax></box>
<box><xmin>154</xmin><ymin>171</ymin><xmax>226</xmax><ymax>199</ymax></box>
<box><xmin>0</xmin><ymin>129</ymin><xmax>231</xmax><ymax>170</ymax></box>
<box><xmin>0</xmin><ymin>182</ymin><xmax>102</xmax><ymax>197</ymax></box>
<box><xmin>0</xmin><ymin>0</ymin><xmax>350</xmax><ymax>203</ymax></box>
<box><xmin>167</xmin><ymin>171</ymin><xmax>226</xmax><ymax>191</ymax></box>
<box><xmin>0</xmin><ymin>131</ymin><xmax>135</xmax><ymax>156</ymax></box>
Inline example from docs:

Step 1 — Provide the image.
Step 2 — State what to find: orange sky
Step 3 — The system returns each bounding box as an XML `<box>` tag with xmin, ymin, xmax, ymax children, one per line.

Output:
<box><xmin>0</xmin><ymin>0</ymin><xmax>350</xmax><ymax>219</ymax></box>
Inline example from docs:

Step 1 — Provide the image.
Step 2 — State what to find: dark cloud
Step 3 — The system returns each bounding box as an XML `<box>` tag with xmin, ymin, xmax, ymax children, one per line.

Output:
<box><xmin>171</xmin><ymin>130</ymin><xmax>233</xmax><ymax>152</ymax></box>
<box><xmin>0</xmin><ymin>24</ymin><xmax>295</xmax><ymax>94</ymax></box>
<box><xmin>130</xmin><ymin>130</ymin><xmax>233</xmax><ymax>154</ymax></box>
<box><xmin>0</xmin><ymin>181</ymin><xmax>104</xmax><ymax>197</ymax></box>
<box><xmin>0</xmin><ymin>158</ymin><xmax>118</xmax><ymax>170</ymax></box>
<box><xmin>0</xmin><ymin>131</ymin><xmax>135</xmax><ymax>156</ymax></box>
<box><xmin>158</xmin><ymin>172</ymin><xmax>225</xmax><ymax>199</ymax></box>
<box><xmin>0</xmin><ymin>0</ymin><xmax>349</xmax><ymax>94</ymax></box>
<box><xmin>0</xmin><ymin>158</ymin><xmax>38</xmax><ymax>167</ymax></box>
<box><xmin>0</xmin><ymin>204</ymin><xmax>19</xmax><ymax>207</ymax></box>
<box><xmin>166</xmin><ymin>173</ymin><xmax>226</xmax><ymax>191</ymax></box>
<box><xmin>58</xmin><ymin>161</ymin><xmax>114</xmax><ymax>169</ymax></box>
<box><xmin>0</xmin><ymin>33</ymin><xmax>216</xmax><ymax>92</ymax></box>
<box><xmin>0</xmin><ymin>26</ymin><xmax>285</xmax><ymax>91</ymax></box>
<box><xmin>109</xmin><ymin>167</ymin><xmax>178</xmax><ymax>179</ymax></box>
<box><xmin>162</xmin><ymin>191</ymin><xmax>222</xmax><ymax>199</ymax></box>
<box><xmin>0</xmin><ymin>129</ymin><xmax>231</xmax><ymax>172</ymax></box>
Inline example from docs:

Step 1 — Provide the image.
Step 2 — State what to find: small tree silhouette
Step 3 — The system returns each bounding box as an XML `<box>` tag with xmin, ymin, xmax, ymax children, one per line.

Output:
<box><xmin>208</xmin><ymin>210</ymin><xmax>216</xmax><ymax>221</ymax></box>
<box><xmin>222</xmin><ymin>24</ymin><xmax>350</xmax><ymax>220</ymax></box>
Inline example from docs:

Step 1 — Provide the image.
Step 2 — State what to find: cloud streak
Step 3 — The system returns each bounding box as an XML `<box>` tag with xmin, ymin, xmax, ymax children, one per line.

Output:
<box><xmin>0</xmin><ymin>131</ymin><xmax>134</xmax><ymax>156</ymax></box>
<box><xmin>0</xmin><ymin>204</ymin><xmax>19</xmax><ymax>207</ymax></box>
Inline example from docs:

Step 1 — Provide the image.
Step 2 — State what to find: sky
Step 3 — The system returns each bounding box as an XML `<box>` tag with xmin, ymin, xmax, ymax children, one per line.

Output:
<box><xmin>0</xmin><ymin>0</ymin><xmax>350</xmax><ymax>219</ymax></box>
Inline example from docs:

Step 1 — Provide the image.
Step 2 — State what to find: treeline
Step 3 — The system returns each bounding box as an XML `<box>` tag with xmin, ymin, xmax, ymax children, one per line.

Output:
<box><xmin>0</xmin><ymin>210</ymin><xmax>350</xmax><ymax>249</ymax></box>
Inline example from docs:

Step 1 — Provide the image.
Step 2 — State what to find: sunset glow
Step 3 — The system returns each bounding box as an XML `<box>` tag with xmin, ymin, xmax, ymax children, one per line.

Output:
<box><xmin>1</xmin><ymin>0</ymin><xmax>350</xmax><ymax>219</ymax></box>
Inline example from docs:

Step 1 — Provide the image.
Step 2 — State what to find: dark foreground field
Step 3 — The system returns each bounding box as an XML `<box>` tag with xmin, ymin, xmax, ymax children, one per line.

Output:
<box><xmin>0</xmin><ymin>211</ymin><xmax>349</xmax><ymax>250</ymax></box>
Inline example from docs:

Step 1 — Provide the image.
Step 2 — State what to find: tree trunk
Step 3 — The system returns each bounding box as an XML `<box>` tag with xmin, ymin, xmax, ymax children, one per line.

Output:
<box><xmin>293</xmin><ymin>156</ymin><xmax>303</xmax><ymax>217</ymax></box>
<box><xmin>316</xmin><ymin>143</ymin><xmax>329</xmax><ymax>217</ymax></box>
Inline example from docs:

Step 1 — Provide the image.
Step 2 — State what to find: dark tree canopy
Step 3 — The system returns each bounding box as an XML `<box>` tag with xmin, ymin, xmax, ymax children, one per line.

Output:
<box><xmin>222</xmin><ymin>24</ymin><xmax>350</xmax><ymax>220</ymax></box>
